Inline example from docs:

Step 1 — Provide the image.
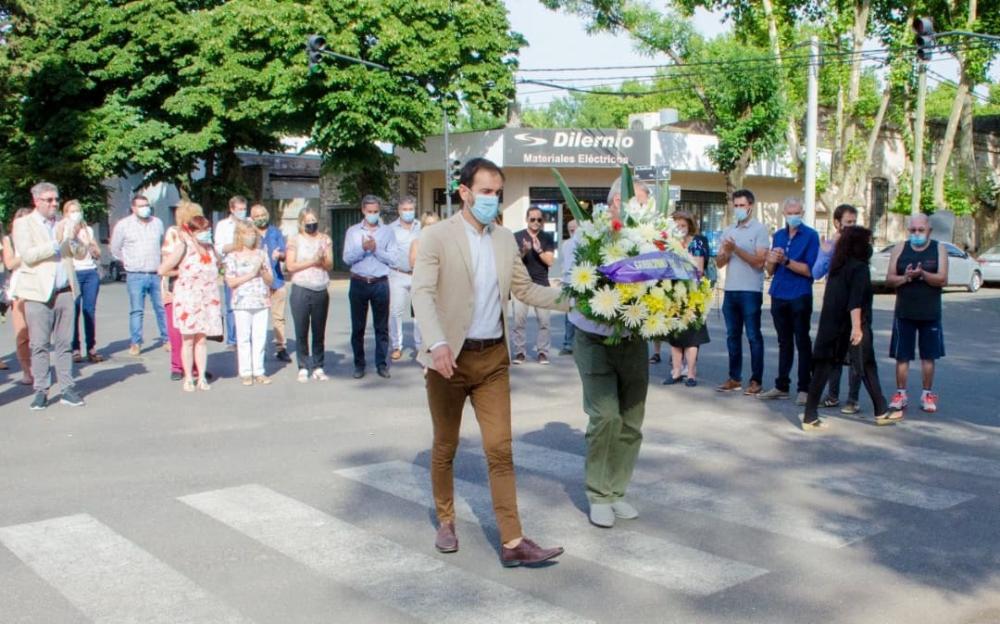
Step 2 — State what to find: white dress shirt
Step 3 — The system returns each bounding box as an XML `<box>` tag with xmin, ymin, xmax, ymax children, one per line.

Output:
<box><xmin>214</xmin><ymin>217</ymin><xmax>239</xmax><ymax>258</ymax></box>
<box><xmin>464</xmin><ymin>219</ymin><xmax>503</xmax><ymax>340</ymax></box>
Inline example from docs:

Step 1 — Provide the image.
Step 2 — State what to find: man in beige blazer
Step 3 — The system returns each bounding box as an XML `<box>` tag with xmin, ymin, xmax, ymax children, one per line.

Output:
<box><xmin>412</xmin><ymin>157</ymin><xmax>570</xmax><ymax>568</ymax></box>
<box><xmin>13</xmin><ymin>182</ymin><xmax>88</xmax><ymax>410</ymax></box>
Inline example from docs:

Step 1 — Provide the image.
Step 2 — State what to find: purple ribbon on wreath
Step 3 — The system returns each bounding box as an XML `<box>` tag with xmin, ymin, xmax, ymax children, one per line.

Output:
<box><xmin>599</xmin><ymin>251</ymin><xmax>701</xmax><ymax>283</ymax></box>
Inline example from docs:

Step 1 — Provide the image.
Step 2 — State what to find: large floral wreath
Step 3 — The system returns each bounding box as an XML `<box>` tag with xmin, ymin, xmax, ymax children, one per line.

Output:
<box><xmin>555</xmin><ymin>166</ymin><xmax>713</xmax><ymax>344</ymax></box>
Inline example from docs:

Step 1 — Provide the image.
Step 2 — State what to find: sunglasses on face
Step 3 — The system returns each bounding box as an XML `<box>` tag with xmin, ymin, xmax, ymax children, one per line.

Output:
<box><xmin>528</xmin><ymin>218</ymin><xmax>543</xmax><ymax>223</ymax></box>
<box><xmin>908</xmin><ymin>227</ymin><xmax>928</xmax><ymax>233</ymax></box>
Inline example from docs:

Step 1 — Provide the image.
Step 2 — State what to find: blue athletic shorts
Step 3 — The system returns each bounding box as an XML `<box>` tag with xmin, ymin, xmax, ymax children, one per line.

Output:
<box><xmin>889</xmin><ymin>317</ymin><xmax>945</xmax><ymax>361</ymax></box>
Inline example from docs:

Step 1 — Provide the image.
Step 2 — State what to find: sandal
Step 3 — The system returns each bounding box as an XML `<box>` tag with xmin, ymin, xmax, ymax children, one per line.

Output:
<box><xmin>87</xmin><ymin>351</ymin><xmax>105</xmax><ymax>363</ymax></box>
<box><xmin>72</xmin><ymin>351</ymin><xmax>83</xmax><ymax>363</ymax></box>
<box><xmin>182</xmin><ymin>379</ymin><xmax>195</xmax><ymax>393</ymax></box>
<box><xmin>801</xmin><ymin>418</ymin><xmax>829</xmax><ymax>432</ymax></box>
<box><xmin>648</xmin><ymin>354</ymin><xmax>661</xmax><ymax>364</ymax></box>
<box><xmin>874</xmin><ymin>411</ymin><xmax>904</xmax><ymax>426</ymax></box>
<box><xmin>197</xmin><ymin>378</ymin><xmax>211</xmax><ymax>391</ymax></box>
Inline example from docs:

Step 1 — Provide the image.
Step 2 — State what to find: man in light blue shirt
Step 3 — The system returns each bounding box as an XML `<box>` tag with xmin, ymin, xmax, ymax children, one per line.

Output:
<box><xmin>343</xmin><ymin>195</ymin><xmax>398</xmax><ymax>379</ymax></box>
<box><xmin>387</xmin><ymin>196</ymin><xmax>422</xmax><ymax>361</ymax></box>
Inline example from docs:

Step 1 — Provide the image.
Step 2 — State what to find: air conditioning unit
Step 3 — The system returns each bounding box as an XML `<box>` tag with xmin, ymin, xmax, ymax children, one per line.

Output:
<box><xmin>628</xmin><ymin>112</ymin><xmax>660</xmax><ymax>131</ymax></box>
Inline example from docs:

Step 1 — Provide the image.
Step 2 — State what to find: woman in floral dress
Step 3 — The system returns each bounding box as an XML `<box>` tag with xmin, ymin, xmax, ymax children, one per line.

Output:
<box><xmin>159</xmin><ymin>214</ymin><xmax>222</xmax><ymax>392</ymax></box>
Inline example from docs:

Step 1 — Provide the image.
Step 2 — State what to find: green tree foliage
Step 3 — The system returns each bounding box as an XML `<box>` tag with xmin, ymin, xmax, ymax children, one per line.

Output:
<box><xmin>0</xmin><ymin>0</ymin><xmax>521</xmax><ymax>221</ymax></box>
<box><xmin>541</xmin><ymin>1</ymin><xmax>787</xmax><ymax>196</ymax></box>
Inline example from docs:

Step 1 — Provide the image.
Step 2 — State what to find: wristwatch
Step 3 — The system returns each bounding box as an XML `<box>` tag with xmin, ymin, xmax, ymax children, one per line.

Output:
<box><xmin>782</xmin><ymin>256</ymin><xmax>790</xmax><ymax>267</ymax></box>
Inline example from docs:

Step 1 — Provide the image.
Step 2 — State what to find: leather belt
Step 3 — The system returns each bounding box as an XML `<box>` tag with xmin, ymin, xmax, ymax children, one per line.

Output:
<box><xmin>128</xmin><ymin>270</ymin><xmax>157</xmax><ymax>275</ymax></box>
<box><xmin>350</xmin><ymin>274</ymin><xmax>388</xmax><ymax>284</ymax></box>
<box><xmin>462</xmin><ymin>336</ymin><xmax>505</xmax><ymax>351</ymax></box>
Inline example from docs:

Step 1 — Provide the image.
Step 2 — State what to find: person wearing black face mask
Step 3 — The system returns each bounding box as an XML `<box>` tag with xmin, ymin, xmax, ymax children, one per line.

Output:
<box><xmin>801</xmin><ymin>226</ymin><xmax>895</xmax><ymax>430</ymax></box>
<box><xmin>284</xmin><ymin>208</ymin><xmax>333</xmax><ymax>383</ymax></box>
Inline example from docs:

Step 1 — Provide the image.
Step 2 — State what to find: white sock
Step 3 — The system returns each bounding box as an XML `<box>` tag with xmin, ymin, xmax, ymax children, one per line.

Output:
<box><xmin>896</xmin><ymin>389</ymin><xmax>907</xmax><ymax>395</ymax></box>
<box><xmin>922</xmin><ymin>389</ymin><xmax>932</xmax><ymax>398</ymax></box>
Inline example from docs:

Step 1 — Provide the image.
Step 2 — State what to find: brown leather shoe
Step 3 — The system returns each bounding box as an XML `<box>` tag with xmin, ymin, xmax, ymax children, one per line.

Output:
<box><xmin>500</xmin><ymin>537</ymin><xmax>564</xmax><ymax>568</ymax></box>
<box><xmin>716</xmin><ymin>378</ymin><xmax>742</xmax><ymax>392</ymax></box>
<box><xmin>434</xmin><ymin>522</ymin><xmax>458</xmax><ymax>553</ymax></box>
<box><xmin>744</xmin><ymin>380</ymin><xmax>763</xmax><ymax>396</ymax></box>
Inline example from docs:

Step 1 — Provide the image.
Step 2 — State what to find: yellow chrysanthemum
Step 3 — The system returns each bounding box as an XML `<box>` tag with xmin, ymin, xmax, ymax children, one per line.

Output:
<box><xmin>615</xmin><ymin>282</ymin><xmax>641</xmax><ymax>302</ymax></box>
<box><xmin>641</xmin><ymin>293</ymin><xmax>666</xmax><ymax>315</ymax></box>
<box><xmin>569</xmin><ymin>263</ymin><xmax>599</xmax><ymax>293</ymax></box>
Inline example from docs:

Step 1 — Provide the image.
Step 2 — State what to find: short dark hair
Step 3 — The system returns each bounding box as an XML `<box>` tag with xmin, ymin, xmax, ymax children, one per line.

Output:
<box><xmin>732</xmin><ymin>189</ymin><xmax>755</xmax><ymax>205</ymax></box>
<box><xmin>459</xmin><ymin>158</ymin><xmax>505</xmax><ymax>189</ymax></box>
<box><xmin>131</xmin><ymin>194</ymin><xmax>149</xmax><ymax>206</ymax></box>
<box><xmin>833</xmin><ymin>203</ymin><xmax>858</xmax><ymax>224</ymax></box>
<box><xmin>525</xmin><ymin>206</ymin><xmax>543</xmax><ymax>219</ymax></box>
<box><xmin>360</xmin><ymin>194</ymin><xmax>381</xmax><ymax>209</ymax></box>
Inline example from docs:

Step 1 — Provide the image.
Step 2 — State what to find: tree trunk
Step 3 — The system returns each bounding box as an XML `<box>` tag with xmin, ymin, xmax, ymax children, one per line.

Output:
<box><xmin>762</xmin><ymin>0</ymin><xmax>801</xmax><ymax>180</ymax></box>
<box><xmin>838</xmin><ymin>0</ymin><xmax>870</xmax><ymax>168</ymax></box>
<box><xmin>848</xmin><ymin>87</ymin><xmax>892</xmax><ymax>204</ymax></box>
<box><xmin>931</xmin><ymin>0</ymin><xmax>977</xmax><ymax>209</ymax></box>
<box><xmin>957</xmin><ymin>87</ymin><xmax>977</xmax><ymax>187</ymax></box>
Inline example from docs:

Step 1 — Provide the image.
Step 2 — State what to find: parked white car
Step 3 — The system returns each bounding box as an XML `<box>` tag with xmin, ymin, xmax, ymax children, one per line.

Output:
<box><xmin>977</xmin><ymin>244</ymin><xmax>1000</xmax><ymax>284</ymax></box>
<box><xmin>870</xmin><ymin>241</ymin><xmax>983</xmax><ymax>292</ymax></box>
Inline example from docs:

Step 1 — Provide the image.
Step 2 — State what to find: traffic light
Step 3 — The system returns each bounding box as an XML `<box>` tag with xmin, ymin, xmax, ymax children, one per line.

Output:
<box><xmin>307</xmin><ymin>35</ymin><xmax>326</xmax><ymax>74</ymax></box>
<box><xmin>449</xmin><ymin>160</ymin><xmax>462</xmax><ymax>192</ymax></box>
<box><xmin>912</xmin><ymin>17</ymin><xmax>935</xmax><ymax>62</ymax></box>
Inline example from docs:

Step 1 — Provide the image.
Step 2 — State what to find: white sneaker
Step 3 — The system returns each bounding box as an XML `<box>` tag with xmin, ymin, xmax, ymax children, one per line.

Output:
<box><xmin>297</xmin><ymin>369</ymin><xmax>309</xmax><ymax>383</ymax></box>
<box><xmin>795</xmin><ymin>391</ymin><xmax>808</xmax><ymax>406</ymax></box>
<box><xmin>311</xmin><ymin>369</ymin><xmax>328</xmax><ymax>381</ymax></box>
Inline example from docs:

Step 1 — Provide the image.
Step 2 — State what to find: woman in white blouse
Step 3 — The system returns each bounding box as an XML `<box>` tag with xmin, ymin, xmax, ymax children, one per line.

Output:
<box><xmin>58</xmin><ymin>200</ymin><xmax>104</xmax><ymax>363</ymax></box>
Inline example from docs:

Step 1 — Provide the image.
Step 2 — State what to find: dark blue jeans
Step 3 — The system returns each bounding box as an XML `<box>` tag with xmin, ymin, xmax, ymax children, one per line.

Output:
<box><xmin>349</xmin><ymin>278</ymin><xmax>390</xmax><ymax>369</ymax></box>
<box><xmin>72</xmin><ymin>268</ymin><xmax>100</xmax><ymax>352</ymax></box>
<box><xmin>722</xmin><ymin>291</ymin><xmax>764</xmax><ymax>384</ymax></box>
<box><xmin>770</xmin><ymin>294</ymin><xmax>813</xmax><ymax>393</ymax></box>
<box><xmin>223</xmin><ymin>284</ymin><xmax>236</xmax><ymax>346</ymax></box>
<box><xmin>563</xmin><ymin>314</ymin><xmax>576</xmax><ymax>350</ymax></box>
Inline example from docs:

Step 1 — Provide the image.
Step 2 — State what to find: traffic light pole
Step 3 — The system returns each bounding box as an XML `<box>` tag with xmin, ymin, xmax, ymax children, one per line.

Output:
<box><xmin>911</xmin><ymin>62</ymin><xmax>927</xmax><ymax>216</ymax></box>
<box><xmin>443</xmin><ymin>108</ymin><xmax>453</xmax><ymax>217</ymax></box>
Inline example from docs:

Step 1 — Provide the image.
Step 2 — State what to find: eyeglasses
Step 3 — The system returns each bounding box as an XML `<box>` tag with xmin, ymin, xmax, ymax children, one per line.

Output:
<box><xmin>908</xmin><ymin>228</ymin><xmax>928</xmax><ymax>233</ymax></box>
<box><xmin>40</xmin><ymin>197</ymin><xmax>59</xmax><ymax>203</ymax></box>
<box><xmin>527</xmin><ymin>218</ymin><xmax>543</xmax><ymax>223</ymax></box>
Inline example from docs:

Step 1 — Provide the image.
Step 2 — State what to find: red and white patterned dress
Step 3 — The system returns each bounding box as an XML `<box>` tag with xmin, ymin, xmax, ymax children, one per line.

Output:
<box><xmin>172</xmin><ymin>243</ymin><xmax>223</xmax><ymax>336</ymax></box>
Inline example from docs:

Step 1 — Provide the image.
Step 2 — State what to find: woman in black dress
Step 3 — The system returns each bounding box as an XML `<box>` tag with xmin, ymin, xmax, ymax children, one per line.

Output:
<box><xmin>802</xmin><ymin>226</ymin><xmax>896</xmax><ymax>430</ymax></box>
<box><xmin>663</xmin><ymin>211</ymin><xmax>710</xmax><ymax>387</ymax></box>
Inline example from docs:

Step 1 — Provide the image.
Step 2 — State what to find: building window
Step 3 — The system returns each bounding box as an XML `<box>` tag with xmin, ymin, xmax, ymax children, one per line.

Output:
<box><xmin>529</xmin><ymin>186</ymin><xmax>610</xmax><ymax>240</ymax></box>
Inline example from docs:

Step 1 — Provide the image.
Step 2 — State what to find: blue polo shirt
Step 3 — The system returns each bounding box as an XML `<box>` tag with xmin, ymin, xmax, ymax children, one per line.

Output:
<box><xmin>769</xmin><ymin>224</ymin><xmax>820</xmax><ymax>300</ymax></box>
<box><xmin>260</xmin><ymin>225</ymin><xmax>286</xmax><ymax>290</ymax></box>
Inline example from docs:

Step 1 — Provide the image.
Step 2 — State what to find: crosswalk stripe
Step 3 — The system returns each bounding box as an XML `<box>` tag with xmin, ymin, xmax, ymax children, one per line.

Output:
<box><xmin>884</xmin><ymin>444</ymin><xmax>1000</xmax><ymax>479</ymax></box>
<box><xmin>179</xmin><ymin>484</ymin><xmax>592</xmax><ymax>624</ymax></box>
<box><xmin>0</xmin><ymin>513</ymin><xmax>250</xmax><ymax>624</ymax></box>
<box><xmin>336</xmin><ymin>461</ymin><xmax>768</xmax><ymax>596</ymax></box>
<box><xmin>638</xmin><ymin>440</ymin><xmax>977</xmax><ymax>510</ymax></box>
<box><xmin>496</xmin><ymin>441</ymin><xmax>882</xmax><ymax>548</ymax></box>
<box><xmin>815</xmin><ymin>473</ymin><xmax>975</xmax><ymax>510</ymax></box>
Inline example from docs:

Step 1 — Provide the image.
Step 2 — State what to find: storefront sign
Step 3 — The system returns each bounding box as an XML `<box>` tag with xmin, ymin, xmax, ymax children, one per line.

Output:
<box><xmin>504</xmin><ymin>129</ymin><xmax>650</xmax><ymax>168</ymax></box>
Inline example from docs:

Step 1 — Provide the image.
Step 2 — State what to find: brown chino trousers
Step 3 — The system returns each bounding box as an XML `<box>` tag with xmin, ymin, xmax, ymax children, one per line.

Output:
<box><xmin>426</xmin><ymin>342</ymin><xmax>522</xmax><ymax>544</ymax></box>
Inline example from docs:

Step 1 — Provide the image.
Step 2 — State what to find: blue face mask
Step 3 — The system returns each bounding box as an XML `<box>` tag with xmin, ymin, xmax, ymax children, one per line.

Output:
<box><xmin>364</xmin><ymin>213</ymin><xmax>380</xmax><ymax>225</ymax></box>
<box><xmin>786</xmin><ymin>215</ymin><xmax>803</xmax><ymax>229</ymax></box>
<box><xmin>400</xmin><ymin>211</ymin><xmax>415</xmax><ymax>223</ymax></box>
<box><xmin>470</xmin><ymin>195</ymin><xmax>499</xmax><ymax>226</ymax></box>
<box><xmin>734</xmin><ymin>208</ymin><xmax>749</xmax><ymax>222</ymax></box>
<box><xmin>910</xmin><ymin>233</ymin><xmax>928</xmax><ymax>247</ymax></box>
<box><xmin>195</xmin><ymin>231</ymin><xmax>212</xmax><ymax>245</ymax></box>
<box><xmin>136</xmin><ymin>205</ymin><xmax>151</xmax><ymax>220</ymax></box>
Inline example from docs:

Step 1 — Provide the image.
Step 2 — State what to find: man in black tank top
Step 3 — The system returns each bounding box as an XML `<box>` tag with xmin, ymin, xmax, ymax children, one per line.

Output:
<box><xmin>885</xmin><ymin>214</ymin><xmax>948</xmax><ymax>414</ymax></box>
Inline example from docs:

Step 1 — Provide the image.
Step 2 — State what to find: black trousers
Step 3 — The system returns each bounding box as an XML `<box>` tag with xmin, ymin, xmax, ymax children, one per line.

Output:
<box><xmin>804</xmin><ymin>327</ymin><xmax>888</xmax><ymax>421</ymax></box>
<box><xmin>289</xmin><ymin>284</ymin><xmax>329</xmax><ymax>371</ymax></box>
<box><xmin>349</xmin><ymin>278</ymin><xmax>390</xmax><ymax>369</ymax></box>
<box><xmin>771</xmin><ymin>294</ymin><xmax>813</xmax><ymax>393</ymax></box>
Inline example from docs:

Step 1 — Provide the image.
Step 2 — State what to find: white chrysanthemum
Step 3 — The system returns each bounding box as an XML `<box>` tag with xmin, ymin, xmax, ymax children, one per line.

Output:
<box><xmin>640</xmin><ymin>312</ymin><xmax>669</xmax><ymax>339</ymax></box>
<box><xmin>638</xmin><ymin>242</ymin><xmax>659</xmax><ymax>254</ymax></box>
<box><xmin>649</xmin><ymin>285</ymin><xmax>666</xmax><ymax>299</ymax></box>
<box><xmin>601</xmin><ymin>241</ymin><xmax>630</xmax><ymax>264</ymax></box>
<box><xmin>674</xmin><ymin>281</ymin><xmax>688</xmax><ymax>299</ymax></box>
<box><xmin>667</xmin><ymin>317</ymin><xmax>685</xmax><ymax>333</ymax></box>
<box><xmin>621</xmin><ymin>302</ymin><xmax>649</xmax><ymax>328</ymax></box>
<box><xmin>590</xmin><ymin>285</ymin><xmax>623</xmax><ymax>319</ymax></box>
<box><xmin>569</xmin><ymin>263</ymin><xmax>599</xmax><ymax>293</ymax></box>
<box><xmin>636</xmin><ymin>222</ymin><xmax>661</xmax><ymax>243</ymax></box>
<box><xmin>579</xmin><ymin>220</ymin><xmax>600</xmax><ymax>239</ymax></box>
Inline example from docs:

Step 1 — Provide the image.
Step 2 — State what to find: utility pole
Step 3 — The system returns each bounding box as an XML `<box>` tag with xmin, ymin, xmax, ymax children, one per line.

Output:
<box><xmin>442</xmin><ymin>108</ymin><xmax>452</xmax><ymax>217</ymax></box>
<box><xmin>911</xmin><ymin>17</ymin><xmax>935</xmax><ymax>215</ymax></box>
<box><xmin>804</xmin><ymin>36</ymin><xmax>819</xmax><ymax>227</ymax></box>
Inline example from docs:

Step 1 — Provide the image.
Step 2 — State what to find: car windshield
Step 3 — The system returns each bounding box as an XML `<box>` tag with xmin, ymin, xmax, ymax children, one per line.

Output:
<box><xmin>984</xmin><ymin>245</ymin><xmax>1000</xmax><ymax>256</ymax></box>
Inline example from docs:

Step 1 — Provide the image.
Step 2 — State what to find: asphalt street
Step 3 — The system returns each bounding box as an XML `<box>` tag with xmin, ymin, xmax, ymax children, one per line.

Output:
<box><xmin>1</xmin><ymin>280</ymin><xmax>998</xmax><ymax>624</ymax></box>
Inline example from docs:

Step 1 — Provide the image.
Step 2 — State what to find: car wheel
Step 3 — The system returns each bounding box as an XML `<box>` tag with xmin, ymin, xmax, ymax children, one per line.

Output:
<box><xmin>968</xmin><ymin>271</ymin><xmax>982</xmax><ymax>293</ymax></box>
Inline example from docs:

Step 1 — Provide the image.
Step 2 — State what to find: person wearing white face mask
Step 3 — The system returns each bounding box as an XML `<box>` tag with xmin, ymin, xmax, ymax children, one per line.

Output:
<box><xmin>343</xmin><ymin>195</ymin><xmax>398</xmax><ymax>379</ymax></box>
<box><xmin>412</xmin><ymin>157</ymin><xmax>569</xmax><ymax>567</ymax></box>
<box><xmin>214</xmin><ymin>195</ymin><xmax>249</xmax><ymax>350</ymax></box>
<box><xmin>58</xmin><ymin>200</ymin><xmax>104</xmax><ymax>364</ymax></box>
<box><xmin>387</xmin><ymin>196</ymin><xmax>422</xmax><ymax>362</ymax></box>
<box><xmin>110</xmin><ymin>194</ymin><xmax>168</xmax><ymax>356</ymax></box>
<box><xmin>224</xmin><ymin>221</ymin><xmax>274</xmax><ymax>386</ymax></box>
<box><xmin>759</xmin><ymin>197</ymin><xmax>820</xmax><ymax>404</ymax></box>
